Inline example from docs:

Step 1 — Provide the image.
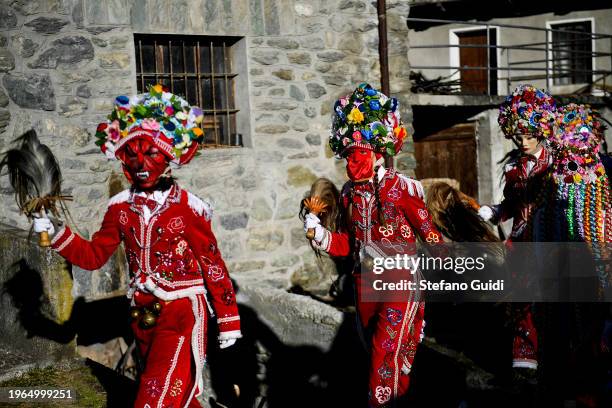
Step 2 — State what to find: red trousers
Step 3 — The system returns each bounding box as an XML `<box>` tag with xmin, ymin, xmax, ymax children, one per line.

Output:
<box><xmin>356</xmin><ymin>274</ymin><xmax>424</xmax><ymax>407</ymax></box>
<box><xmin>131</xmin><ymin>292</ymin><xmax>208</xmax><ymax>408</ymax></box>
<box><xmin>512</xmin><ymin>304</ymin><xmax>538</xmax><ymax>369</ymax></box>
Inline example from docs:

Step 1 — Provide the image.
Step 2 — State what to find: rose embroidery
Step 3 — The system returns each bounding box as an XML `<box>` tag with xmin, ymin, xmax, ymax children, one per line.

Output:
<box><xmin>388</xmin><ymin>188</ymin><xmax>401</xmax><ymax>201</ymax></box>
<box><xmin>208</xmin><ymin>265</ymin><xmax>224</xmax><ymax>282</ymax></box>
<box><xmin>167</xmin><ymin>216</ymin><xmax>185</xmax><ymax>233</ymax></box>
<box><xmin>386</xmin><ymin>308</ymin><xmax>403</xmax><ymax>326</ymax></box>
<box><xmin>119</xmin><ymin>210</ymin><xmax>128</xmax><ymax>225</ymax></box>
<box><xmin>375</xmin><ymin>386</ymin><xmax>392</xmax><ymax>404</ymax></box>
<box><xmin>418</xmin><ymin>208</ymin><xmax>429</xmax><ymax>220</ymax></box>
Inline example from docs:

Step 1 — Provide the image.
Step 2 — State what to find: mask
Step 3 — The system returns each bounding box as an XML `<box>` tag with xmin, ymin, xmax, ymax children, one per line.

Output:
<box><xmin>346</xmin><ymin>147</ymin><xmax>375</xmax><ymax>182</ymax></box>
<box><xmin>116</xmin><ymin>137</ymin><xmax>170</xmax><ymax>191</ymax></box>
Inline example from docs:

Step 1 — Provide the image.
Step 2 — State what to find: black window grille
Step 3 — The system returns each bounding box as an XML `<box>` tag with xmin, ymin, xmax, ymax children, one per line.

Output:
<box><xmin>134</xmin><ymin>34</ymin><xmax>242</xmax><ymax>147</ymax></box>
<box><xmin>551</xmin><ymin>21</ymin><xmax>593</xmax><ymax>86</ymax></box>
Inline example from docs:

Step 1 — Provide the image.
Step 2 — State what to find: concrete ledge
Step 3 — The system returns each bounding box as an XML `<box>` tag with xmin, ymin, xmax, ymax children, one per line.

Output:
<box><xmin>235</xmin><ymin>276</ymin><xmax>344</xmax><ymax>350</ymax></box>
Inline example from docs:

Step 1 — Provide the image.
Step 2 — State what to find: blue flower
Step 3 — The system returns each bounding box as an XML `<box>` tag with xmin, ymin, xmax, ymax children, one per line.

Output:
<box><xmin>369</xmin><ymin>100</ymin><xmax>381</xmax><ymax>110</ymax></box>
<box><xmin>390</xmin><ymin>98</ymin><xmax>398</xmax><ymax>112</ymax></box>
<box><xmin>365</xmin><ymin>88</ymin><xmax>377</xmax><ymax>96</ymax></box>
<box><xmin>164</xmin><ymin>121</ymin><xmax>176</xmax><ymax>131</ymax></box>
<box><xmin>361</xmin><ymin>129</ymin><xmax>373</xmax><ymax>140</ymax></box>
<box><xmin>335</xmin><ymin>105</ymin><xmax>346</xmax><ymax>120</ymax></box>
<box><xmin>529</xmin><ymin>113</ymin><xmax>541</xmax><ymax>126</ymax></box>
<box><xmin>115</xmin><ymin>95</ymin><xmax>130</xmax><ymax>105</ymax></box>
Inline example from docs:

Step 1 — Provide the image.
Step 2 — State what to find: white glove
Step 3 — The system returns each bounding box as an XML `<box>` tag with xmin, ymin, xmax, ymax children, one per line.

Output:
<box><xmin>33</xmin><ymin>215</ymin><xmax>55</xmax><ymax>236</ymax></box>
<box><xmin>304</xmin><ymin>213</ymin><xmax>325</xmax><ymax>243</ymax></box>
<box><xmin>478</xmin><ymin>205</ymin><xmax>494</xmax><ymax>222</ymax></box>
<box><xmin>219</xmin><ymin>338</ymin><xmax>237</xmax><ymax>349</ymax></box>
<box><xmin>419</xmin><ymin>320</ymin><xmax>426</xmax><ymax>343</ymax></box>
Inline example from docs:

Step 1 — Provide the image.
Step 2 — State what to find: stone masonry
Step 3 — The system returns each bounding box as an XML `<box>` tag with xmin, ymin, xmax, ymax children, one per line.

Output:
<box><xmin>0</xmin><ymin>0</ymin><xmax>414</xmax><ymax>298</ymax></box>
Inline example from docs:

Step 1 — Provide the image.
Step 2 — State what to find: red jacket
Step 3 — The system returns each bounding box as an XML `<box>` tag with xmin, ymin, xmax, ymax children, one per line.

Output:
<box><xmin>51</xmin><ymin>184</ymin><xmax>240</xmax><ymax>337</ymax></box>
<box><xmin>494</xmin><ymin>148</ymin><xmax>551</xmax><ymax>241</ymax></box>
<box><xmin>319</xmin><ymin>168</ymin><xmax>444</xmax><ymax>259</ymax></box>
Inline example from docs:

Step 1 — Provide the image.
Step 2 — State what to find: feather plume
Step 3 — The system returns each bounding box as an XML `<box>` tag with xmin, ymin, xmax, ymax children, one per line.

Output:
<box><xmin>0</xmin><ymin>130</ymin><xmax>70</xmax><ymax>217</ymax></box>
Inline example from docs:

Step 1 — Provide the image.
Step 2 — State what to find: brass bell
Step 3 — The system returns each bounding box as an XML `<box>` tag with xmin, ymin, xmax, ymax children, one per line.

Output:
<box><xmin>141</xmin><ymin>311</ymin><xmax>156</xmax><ymax>328</ymax></box>
<box><xmin>151</xmin><ymin>302</ymin><xmax>163</xmax><ymax>314</ymax></box>
<box><xmin>130</xmin><ymin>307</ymin><xmax>141</xmax><ymax>320</ymax></box>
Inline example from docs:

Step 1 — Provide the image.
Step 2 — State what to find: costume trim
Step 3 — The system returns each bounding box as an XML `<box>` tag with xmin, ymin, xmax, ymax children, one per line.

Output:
<box><xmin>157</xmin><ymin>335</ymin><xmax>185</xmax><ymax>408</ymax></box>
<box><xmin>107</xmin><ymin>189</ymin><xmax>131</xmax><ymax>207</ymax></box>
<box><xmin>139</xmin><ymin>277</ymin><xmax>208</xmax><ymax>302</ymax></box>
<box><xmin>56</xmin><ymin>232</ymin><xmax>76</xmax><ymax>253</ymax></box>
<box><xmin>187</xmin><ymin>191</ymin><xmax>213</xmax><ymax>221</ymax></box>
<box><xmin>512</xmin><ymin>359</ymin><xmax>538</xmax><ymax>369</ymax></box>
<box><xmin>393</xmin><ymin>300</ymin><xmax>418</xmax><ymax>398</ymax></box>
<box><xmin>218</xmin><ymin>330</ymin><xmax>243</xmax><ymax>341</ymax></box>
<box><xmin>217</xmin><ymin>316</ymin><xmax>240</xmax><ymax>324</ymax></box>
<box><xmin>398</xmin><ymin>174</ymin><xmax>424</xmax><ymax>199</ymax></box>
<box><xmin>184</xmin><ymin>294</ymin><xmax>205</xmax><ymax>404</ymax></box>
<box><xmin>50</xmin><ymin>225</ymin><xmax>68</xmax><ymax>246</ymax></box>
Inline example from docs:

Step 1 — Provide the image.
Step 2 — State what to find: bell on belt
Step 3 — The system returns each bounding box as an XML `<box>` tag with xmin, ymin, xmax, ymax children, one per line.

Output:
<box><xmin>141</xmin><ymin>311</ymin><xmax>157</xmax><ymax>328</ymax></box>
<box><xmin>151</xmin><ymin>302</ymin><xmax>163</xmax><ymax>314</ymax></box>
<box><xmin>130</xmin><ymin>307</ymin><xmax>141</xmax><ymax>320</ymax></box>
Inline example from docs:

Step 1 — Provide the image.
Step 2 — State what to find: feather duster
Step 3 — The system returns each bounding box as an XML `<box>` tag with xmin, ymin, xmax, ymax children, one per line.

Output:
<box><xmin>0</xmin><ymin>130</ymin><xmax>71</xmax><ymax>246</ymax></box>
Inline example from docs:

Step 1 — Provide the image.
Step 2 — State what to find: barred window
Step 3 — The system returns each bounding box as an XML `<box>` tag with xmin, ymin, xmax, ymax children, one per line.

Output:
<box><xmin>134</xmin><ymin>34</ymin><xmax>242</xmax><ymax>147</ymax></box>
<box><xmin>550</xmin><ymin>21</ymin><xmax>593</xmax><ymax>86</ymax></box>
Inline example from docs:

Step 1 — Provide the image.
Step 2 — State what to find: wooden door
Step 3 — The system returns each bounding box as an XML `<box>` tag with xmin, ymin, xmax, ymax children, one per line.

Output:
<box><xmin>458</xmin><ymin>30</ymin><xmax>496</xmax><ymax>95</ymax></box>
<box><xmin>414</xmin><ymin>123</ymin><xmax>478</xmax><ymax>198</ymax></box>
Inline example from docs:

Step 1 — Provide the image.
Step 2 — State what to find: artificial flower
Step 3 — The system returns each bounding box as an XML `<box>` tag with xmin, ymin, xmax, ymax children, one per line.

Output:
<box><xmin>347</xmin><ymin>107</ymin><xmax>365</xmax><ymax>124</ymax></box>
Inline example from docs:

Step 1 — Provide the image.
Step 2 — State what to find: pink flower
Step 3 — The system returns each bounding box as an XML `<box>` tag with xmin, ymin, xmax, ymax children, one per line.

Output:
<box><xmin>165</xmin><ymin>106</ymin><xmax>174</xmax><ymax>116</ymax></box>
<box><xmin>339</xmin><ymin>97</ymin><xmax>348</xmax><ymax>107</ymax></box>
<box><xmin>352</xmin><ymin>130</ymin><xmax>362</xmax><ymax>142</ymax></box>
<box><xmin>108</xmin><ymin>120</ymin><xmax>121</xmax><ymax>142</ymax></box>
<box><xmin>141</xmin><ymin>118</ymin><xmax>160</xmax><ymax>132</ymax></box>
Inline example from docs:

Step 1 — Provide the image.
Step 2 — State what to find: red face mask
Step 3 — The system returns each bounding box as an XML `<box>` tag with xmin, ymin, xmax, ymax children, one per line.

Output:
<box><xmin>345</xmin><ymin>147</ymin><xmax>375</xmax><ymax>182</ymax></box>
<box><xmin>116</xmin><ymin>137</ymin><xmax>170</xmax><ymax>191</ymax></box>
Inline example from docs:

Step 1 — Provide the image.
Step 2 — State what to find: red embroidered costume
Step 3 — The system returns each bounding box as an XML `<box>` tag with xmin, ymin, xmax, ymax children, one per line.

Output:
<box><xmin>485</xmin><ymin>84</ymin><xmax>557</xmax><ymax>371</ymax></box>
<box><xmin>47</xmin><ymin>85</ymin><xmax>241</xmax><ymax>408</ymax></box>
<box><xmin>307</xmin><ymin>84</ymin><xmax>444</xmax><ymax>407</ymax></box>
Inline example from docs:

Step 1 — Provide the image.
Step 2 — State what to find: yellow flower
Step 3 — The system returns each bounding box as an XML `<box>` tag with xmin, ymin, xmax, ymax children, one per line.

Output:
<box><xmin>152</xmin><ymin>84</ymin><xmax>163</xmax><ymax>93</ymax></box>
<box><xmin>573</xmin><ymin>174</ymin><xmax>582</xmax><ymax>183</ymax></box>
<box><xmin>347</xmin><ymin>107</ymin><xmax>364</xmax><ymax>124</ymax></box>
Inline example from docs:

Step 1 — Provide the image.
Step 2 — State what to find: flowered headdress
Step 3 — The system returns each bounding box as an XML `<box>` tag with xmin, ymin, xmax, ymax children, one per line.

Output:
<box><xmin>548</xmin><ymin>103</ymin><xmax>606</xmax><ymax>184</ymax></box>
<box><xmin>95</xmin><ymin>84</ymin><xmax>204</xmax><ymax>166</ymax></box>
<box><xmin>498</xmin><ymin>84</ymin><xmax>556</xmax><ymax>140</ymax></box>
<box><xmin>543</xmin><ymin>103</ymin><xmax>611</xmax><ymax>263</ymax></box>
<box><xmin>329</xmin><ymin>83</ymin><xmax>407</xmax><ymax>157</ymax></box>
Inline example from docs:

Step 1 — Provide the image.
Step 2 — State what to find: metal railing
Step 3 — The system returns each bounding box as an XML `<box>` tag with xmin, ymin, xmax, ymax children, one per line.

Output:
<box><xmin>407</xmin><ymin>17</ymin><xmax>612</xmax><ymax>96</ymax></box>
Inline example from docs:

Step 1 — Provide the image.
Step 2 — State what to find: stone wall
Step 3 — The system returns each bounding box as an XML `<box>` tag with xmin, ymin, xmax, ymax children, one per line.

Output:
<box><xmin>0</xmin><ymin>0</ymin><xmax>414</xmax><ymax>296</ymax></box>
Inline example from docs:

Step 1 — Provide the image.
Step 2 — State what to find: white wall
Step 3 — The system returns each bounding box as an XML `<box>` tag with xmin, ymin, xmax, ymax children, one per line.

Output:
<box><xmin>408</xmin><ymin>8</ymin><xmax>612</xmax><ymax>95</ymax></box>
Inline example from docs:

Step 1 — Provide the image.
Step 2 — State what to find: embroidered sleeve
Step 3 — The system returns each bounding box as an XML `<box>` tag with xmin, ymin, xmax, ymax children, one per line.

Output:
<box><xmin>188</xmin><ymin>210</ymin><xmax>241</xmax><ymax>338</ymax></box>
<box><xmin>401</xmin><ymin>190</ymin><xmax>447</xmax><ymax>257</ymax></box>
<box><xmin>51</xmin><ymin>205</ymin><xmax>122</xmax><ymax>270</ymax></box>
<box><xmin>319</xmin><ymin>183</ymin><xmax>352</xmax><ymax>257</ymax></box>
